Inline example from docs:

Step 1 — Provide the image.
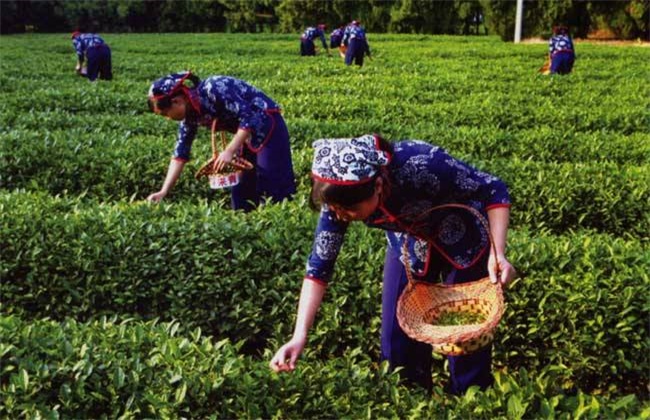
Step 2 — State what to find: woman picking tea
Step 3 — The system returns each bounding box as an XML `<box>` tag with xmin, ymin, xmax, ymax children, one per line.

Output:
<box><xmin>147</xmin><ymin>71</ymin><xmax>296</xmax><ymax>211</ymax></box>
<box><xmin>270</xmin><ymin>134</ymin><xmax>516</xmax><ymax>394</ymax></box>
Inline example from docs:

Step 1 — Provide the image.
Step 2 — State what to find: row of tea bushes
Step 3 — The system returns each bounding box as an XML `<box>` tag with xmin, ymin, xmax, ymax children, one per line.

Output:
<box><xmin>1</xmin><ymin>314</ymin><xmax>646</xmax><ymax>419</ymax></box>
<box><xmin>4</xmin><ymin>114</ymin><xmax>649</xmax><ymax>166</ymax></box>
<box><xmin>288</xmin><ymin>120</ymin><xmax>650</xmax><ymax>166</ymax></box>
<box><xmin>2</xmin><ymin>38</ymin><xmax>648</xmax><ymax>136</ymax></box>
<box><xmin>3</xmin><ymin>128</ymin><xmax>648</xmax><ymax>236</ymax></box>
<box><xmin>1</xmin><ymin>191</ymin><xmax>647</xmax><ymax>397</ymax></box>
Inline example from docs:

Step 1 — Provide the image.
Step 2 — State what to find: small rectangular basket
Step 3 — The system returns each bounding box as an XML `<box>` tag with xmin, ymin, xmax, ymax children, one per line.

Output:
<box><xmin>195</xmin><ymin>119</ymin><xmax>253</xmax><ymax>190</ymax></box>
<box><xmin>396</xmin><ymin>204</ymin><xmax>505</xmax><ymax>356</ymax></box>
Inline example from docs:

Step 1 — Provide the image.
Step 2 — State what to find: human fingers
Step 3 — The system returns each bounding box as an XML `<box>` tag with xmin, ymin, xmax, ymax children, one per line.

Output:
<box><xmin>489</xmin><ymin>266</ymin><xmax>498</xmax><ymax>284</ymax></box>
<box><xmin>214</xmin><ymin>156</ymin><xmax>227</xmax><ymax>173</ymax></box>
<box><xmin>487</xmin><ymin>258</ymin><xmax>499</xmax><ymax>284</ymax></box>
<box><xmin>269</xmin><ymin>358</ymin><xmax>282</xmax><ymax>373</ymax></box>
<box><xmin>500</xmin><ymin>264</ymin><xmax>517</xmax><ymax>286</ymax></box>
<box><xmin>146</xmin><ymin>193</ymin><xmax>160</xmax><ymax>203</ymax></box>
<box><xmin>270</xmin><ymin>349</ymin><xmax>292</xmax><ymax>373</ymax></box>
<box><xmin>287</xmin><ymin>350</ymin><xmax>300</xmax><ymax>371</ymax></box>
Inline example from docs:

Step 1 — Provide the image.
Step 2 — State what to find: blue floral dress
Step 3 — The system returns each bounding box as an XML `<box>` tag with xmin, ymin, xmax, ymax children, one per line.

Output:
<box><xmin>305</xmin><ymin>137</ymin><xmax>510</xmax><ymax>285</ymax></box>
<box><xmin>548</xmin><ymin>34</ymin><xmax>575</xmax><ymax>74</ymax></box>
<box><xmin>173</xmin><ymin>76</ymin><xmax>296</xmax><ymax>210</ymax></box>
<box><xmin>173</xmin><ymin>76</ymin><xmax>282</xmax><ymax>161</ymax></box>
<box><xmin>72</xmin><ymin>33</ymin><xmax>112</xmax><ymax>81</ymax></box>
<box><xmin>305</xmin><ymin>135</ymin><xmax>510</xmax><ymax>393</ymax></box>
<box><xmin>342</xmin><ymin>25</ymin><xmax>371</xmax><ymax>66</ymax></box>
<box><xmin>300</xmin><ymin>27</ymin><xmax>328</xmax><ymax>56</ymax></box>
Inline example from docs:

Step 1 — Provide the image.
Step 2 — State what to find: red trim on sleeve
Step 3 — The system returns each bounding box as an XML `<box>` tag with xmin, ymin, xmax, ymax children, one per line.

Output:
<box><xmin>172</xmin><ymin>157</ymin><xmax>189</xmax><ymax>163</ymax></box>
<box><xmin>304</xmin><ymin>276</ymin><xmax>328</xmax><ymax>287</ymax></box>
<box><xmin>485</xmin><ymin>203</ymin><xmax>511</xmax><ymax>211</ymax></box>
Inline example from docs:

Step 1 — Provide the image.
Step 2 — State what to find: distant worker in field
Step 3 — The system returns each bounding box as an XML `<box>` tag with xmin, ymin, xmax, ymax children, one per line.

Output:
<box><xmin>300</xmin><ymin>24</ymin><xmax>330</xmax><ymax>56</ymax></box>
<box><xmin>71</xmin><ymin>31</ymin><xmax>112</xmax><ymax>81</ymax></box>
<box><xmin>548</xmin><ymin>25</ymin><xmax>575</xmax><ymax>75</ymax></box>
<box><xmin>329</xmin><ymin>25</ymin><xmax>344</xmax><ymax>48</ymax></box>
<box><xmin>146</xmin><ymin>71</ymin><xmax>296</xmax><ymax>211</ymax></box>
<box><xmin>270</xmin><ymin>134</ymin><xmax>516</xmax><ymax>394</ymax></box>
<box><xmin>342</xmin><ymin>20</ymin><xmax>371</xmax><ymax>67</ymax></box>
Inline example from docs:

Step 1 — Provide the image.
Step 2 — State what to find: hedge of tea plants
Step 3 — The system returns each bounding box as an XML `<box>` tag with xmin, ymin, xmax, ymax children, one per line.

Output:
<box><xmin>1</xmin><ymin>33</ymin><xmax>648</xmax><ymax>418</ymax></box>
<box><xmin>2</xmin><ymin>314</ymin><xmax>645</xmax><ymax>418</ymax></box>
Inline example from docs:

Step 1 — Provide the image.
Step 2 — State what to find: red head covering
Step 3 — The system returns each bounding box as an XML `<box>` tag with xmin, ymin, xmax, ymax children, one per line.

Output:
<box><xmin>553</xmin><ymin>25</ymin><xmax>569</xmax><ymax>35</ymax></box>
<box><xmin>71</xmin><ymin>31</ymin><xmax>81</xmax><ymax>39</ymax></box>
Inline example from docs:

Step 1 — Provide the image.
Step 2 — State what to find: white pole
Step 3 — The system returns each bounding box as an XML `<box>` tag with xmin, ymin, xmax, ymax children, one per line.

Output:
<box><xmin>514</xmin><ymin>0</ymin><xmax>524</xmax><ymax>43</ymax></box>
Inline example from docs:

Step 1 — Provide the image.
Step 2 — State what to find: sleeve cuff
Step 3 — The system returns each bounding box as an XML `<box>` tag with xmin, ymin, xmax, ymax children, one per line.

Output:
<box><xmin>485</xmin><ymin>203</ymin><xmax>511</xmax><ymax>211</ymax></box>
<box><xmin>304</xmin><ymin>276</ymin><xmax>328</xmax><ymax>287</ymax></box>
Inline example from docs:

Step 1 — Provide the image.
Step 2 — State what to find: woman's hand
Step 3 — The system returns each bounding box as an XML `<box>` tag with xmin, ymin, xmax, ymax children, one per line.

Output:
<box><xmin>269</xmin><ymin>337</ymin><xmax>306</xmax><ymax>373</ymax></box>
<box><xmin>147</xmin><ymin>190</ymin><xmax>167</xmax><ymax>203</ymax></box>
<box><xmin>488</xmin><ymin>254</ymin><xmax>516</xmax><ymax>286</ymax></box>
<box><xmin>213</xmin><ymin>149</ymin><xmax>234</xmax><ymax>173</ymax></box>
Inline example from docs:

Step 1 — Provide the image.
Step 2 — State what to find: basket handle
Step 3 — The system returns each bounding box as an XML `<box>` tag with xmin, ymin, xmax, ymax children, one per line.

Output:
<box><xmin>208</xmin><ymin>119</ymin><xmax>254</xmax><ymax>173</ymax></box>
<box><xmin>401</xmin><ymin>203</ymin><xmax>498</xmax><ymax>286</ymax></box>
<box><xmin>210</xmin><ymin>119</ymin><xmax>227</xmax><ymax>159</ymax></box>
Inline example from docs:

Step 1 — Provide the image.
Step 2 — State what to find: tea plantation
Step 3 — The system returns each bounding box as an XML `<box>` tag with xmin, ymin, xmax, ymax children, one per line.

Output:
<box><xmin>1</xmin><ymin>33</ymin><xmax>649</xmax><ymax>418</ymax></box>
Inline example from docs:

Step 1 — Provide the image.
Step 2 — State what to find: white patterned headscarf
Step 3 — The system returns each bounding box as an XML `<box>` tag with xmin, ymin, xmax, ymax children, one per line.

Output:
<box><xmin>311</xmin><ymin>134</ymin><xmax>392</xmax><ymax>184</ymax></box>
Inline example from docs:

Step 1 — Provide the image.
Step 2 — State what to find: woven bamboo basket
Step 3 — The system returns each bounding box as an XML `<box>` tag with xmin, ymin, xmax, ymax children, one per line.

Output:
<box><xmin>339</xmin><ymin>45</ymin><xmax>347</xmax><ymax>58</ymax></box>
<box><xmin>539</xmin><ymin>57</ymin><xmax>551</xmax><ymax>75</ymax></box>
<box><xmin>195</xmin><ymin>120</ymin><xmax>253</xmax><ymax>189</ymax></box>
<box><xmin>396</xmin><ymin>204</ymin><xmax>505</xmax><ymax>356</ymax></box>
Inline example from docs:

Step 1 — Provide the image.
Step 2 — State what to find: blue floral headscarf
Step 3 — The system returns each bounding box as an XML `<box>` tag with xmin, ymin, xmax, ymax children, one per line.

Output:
<box><xmin>311</xmin><ymin>134</ymin><xmax>391</xmax><ymax>185</ymax></box>
<box><xmin>148</xmin><ymin>71</ymin><xmax>200</xmax><ymax>113</ymax></box>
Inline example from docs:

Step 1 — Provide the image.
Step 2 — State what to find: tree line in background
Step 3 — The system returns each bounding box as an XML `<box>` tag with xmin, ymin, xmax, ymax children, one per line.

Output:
<box><xmin>1</xmin><ymin>0</ymin><xmax>648</xmax><ymax>40</ymax></box>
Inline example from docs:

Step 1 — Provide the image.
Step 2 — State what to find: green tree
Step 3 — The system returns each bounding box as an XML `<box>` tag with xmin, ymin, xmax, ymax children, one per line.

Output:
<box><xmin>220</xmin><ymin>0</ymin><xmax>277</xmax><ymax>32</ymax></box>
<box><xmin>113</xmin><ymin>0</ymin><xmax>163</xmax><ymax>32</ymax></box>
<box><xmin>480</xmin><ymin>0</ymin><xmax>649</xmax><ymax>41</ymax></box>
<box><xmin>588</xmin><ymin>0</ymin><xmax>649</xmax><ymax>39</ymax></box>
<box><xmin>1</xmin><ymin>1</ymin><xmax>28</xmax><ymax>34</ymax></box>
<box><xmin>347</xmin><ymin>0</ymin><xmax>396</xmax><ymax>33</ymax></box>
<box><xmin>389</xmin><ymin>0</ymin><xmax>459</xmax><ymax>34</ymax></box>
<box><xmin>363</xmin><ymin>0</ymin><xmax>396</xmax><ymax>33</ymax></box>
<box><xmin>276</xmin><ymin>0</ymin><xmax>335</xmax><ymax>32</ymax></box>
<box><xmin>479</xmin><ymin>0</ymin><xmax>516</xmax><ymax>41</ymax></box>
<box><xmin>23</xmin><ymin>0</ymin><xmax>69</xmax><ymax>32</ymax></box>
<box><xmin>456</xmin><ymin>1</ymin><xmax>487</xmax><ymax>35</ymax></box>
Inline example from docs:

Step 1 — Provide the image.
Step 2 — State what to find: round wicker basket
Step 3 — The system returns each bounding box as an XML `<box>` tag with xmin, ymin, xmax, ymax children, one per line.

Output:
<box><xmin>396</xmin><ymin>204</ymin><xmax>505</xmax><ymax>356</ymax></box>
<box><xmin>195</xmin><ymin>120</ymin><xmax>253</xmax><ymax>189</ymax></box>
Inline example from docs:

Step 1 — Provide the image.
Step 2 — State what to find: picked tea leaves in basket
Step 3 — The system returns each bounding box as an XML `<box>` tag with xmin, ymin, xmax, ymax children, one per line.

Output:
<box><xmin>396</xmin><ymin>204</ymin><xmax>505</xmax><ymax>356</ymax></box>
<box><xmin>195</xmin><ymin>120</ymin><xmax>253</xmax><ymax>189</ymax></box>
<box><xmin>435</xmin><ymin>310</ymin><xmax>486</xmax><ymax>326</ymax></box>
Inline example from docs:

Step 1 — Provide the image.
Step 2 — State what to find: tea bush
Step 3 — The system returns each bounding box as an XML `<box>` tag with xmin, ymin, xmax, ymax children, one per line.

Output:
<box><xmin>1</xmin><ymin>192</ymin><xmax>647</xmax><ymax>397</ymax></box>
<box><xmin>2</xmin><ymin>315</ymin><xmax>647</xmax><ymax>419</ymax></box>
